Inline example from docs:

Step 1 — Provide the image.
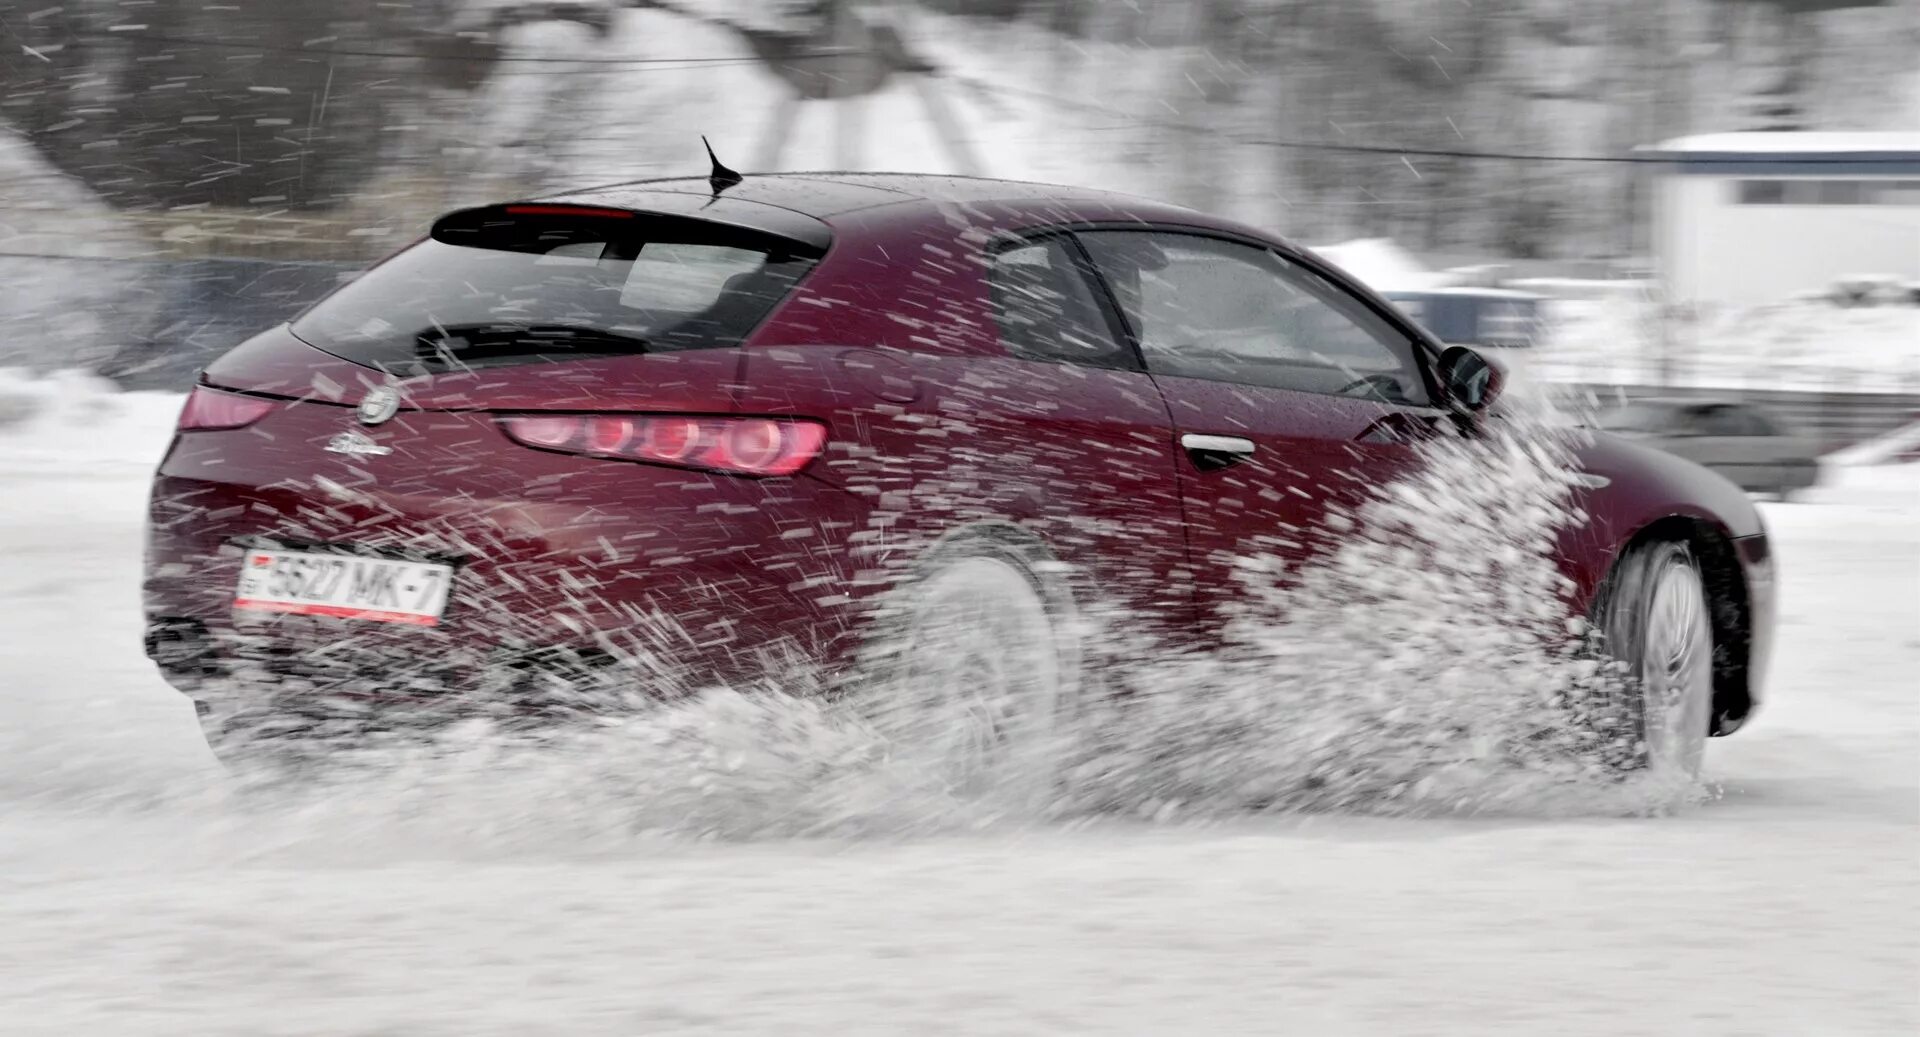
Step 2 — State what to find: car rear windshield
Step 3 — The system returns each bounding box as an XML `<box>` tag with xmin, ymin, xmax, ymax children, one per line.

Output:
<box><xmin>290</xmin><ymin>208</ymin><xmax>822</xmax><ymax>373</ymax></box>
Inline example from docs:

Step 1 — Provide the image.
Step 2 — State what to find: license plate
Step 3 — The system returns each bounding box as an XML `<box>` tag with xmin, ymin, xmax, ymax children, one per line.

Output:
<box><xmin>234</xmin><ymin>549</ymin><xmax>454</xmax><ymax>627</ymax></box>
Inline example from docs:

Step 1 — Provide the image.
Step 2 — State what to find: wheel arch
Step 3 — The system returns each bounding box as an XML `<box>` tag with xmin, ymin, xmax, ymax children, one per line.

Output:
<box><xmin>855</xmin><ymin>519</ymin><xmax>1084</xmax><ymax>692</ymax></box>
<box><xmin>1609</xmin><ymin>514</ymin><xmax>1753</xmax><ymax>736</ymax></box>
<box><xmin>913</xmin><ymin>520</ymin><xmax>1082</xmax><ymax>626</ymax></box>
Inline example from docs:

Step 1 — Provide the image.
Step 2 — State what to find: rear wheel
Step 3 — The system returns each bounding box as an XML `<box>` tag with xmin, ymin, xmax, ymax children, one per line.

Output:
<box><xmin>1592</xmin><ymin>540</ymin><xmax>1715</xmax><ymax>778</ymax></box>
<box><xmin>860</xmin><ymin>539</ymin><xmax>1076</xmax><ymax>803</ymax></box>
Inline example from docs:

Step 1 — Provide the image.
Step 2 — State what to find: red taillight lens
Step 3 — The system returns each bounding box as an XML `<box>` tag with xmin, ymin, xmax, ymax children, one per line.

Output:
<box><xmin>499</xmin><ymin>415</ymin><xmax>827</xmax><ymax>477</ymax></box>
<box><xmin>177</xmin><ymin>387</ymin><xmax>275</xmax><ymax>431</ymax></box>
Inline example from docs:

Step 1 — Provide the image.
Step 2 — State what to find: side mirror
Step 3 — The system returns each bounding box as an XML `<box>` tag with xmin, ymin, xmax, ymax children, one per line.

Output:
<box><xmin>1437</xmin><ymin>345</ymin><xmax>1503</xmax><ymax>413</ymax></box>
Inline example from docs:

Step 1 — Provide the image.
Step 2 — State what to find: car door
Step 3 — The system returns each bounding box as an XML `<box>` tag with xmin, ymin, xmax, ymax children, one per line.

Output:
<box><xmin>1074</xmin><ymin>229</ymin><xmax>1442</xmax><ymax>624</ymax></box>
<box><xmin>961</xmin><ymin>233</ymin><xmax>1195</xmax><ymax>623</ymax></box>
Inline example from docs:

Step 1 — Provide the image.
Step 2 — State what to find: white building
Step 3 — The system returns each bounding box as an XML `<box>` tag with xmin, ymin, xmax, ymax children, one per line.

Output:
<box><xmin>1641</xmin><ymin>132</ymin><xmax>1920</xmax><ymax>310</ymax></box>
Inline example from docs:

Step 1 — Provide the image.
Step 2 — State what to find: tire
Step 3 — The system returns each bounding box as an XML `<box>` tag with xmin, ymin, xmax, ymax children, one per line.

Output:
<box><xmin>860</xmin><ymin>536</ymin><xmax>1077</xmax><ymax>802</ymax></box>
<box><xmin>1591</xmin><ymin>540</ymin><xmax>1715</xmax><ymax>778</ymax></box>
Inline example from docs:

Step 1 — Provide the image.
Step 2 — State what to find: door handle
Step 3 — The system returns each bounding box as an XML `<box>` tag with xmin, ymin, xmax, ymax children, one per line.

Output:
<box><xmin>1181</xmin><ymin>433</ymin><xmax>1256</xmax><ymax>471</ymax></box>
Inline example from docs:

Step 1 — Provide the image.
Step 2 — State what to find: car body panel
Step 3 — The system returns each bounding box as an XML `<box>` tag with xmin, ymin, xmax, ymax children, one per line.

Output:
<box><xmin>1149</xmin><ymin>375</ymin><xmax>1429</xmax><ymax>616</ymax></box>
<box><xmin>203</xmin><ymin>324</ymin><xmax>395</xmax><ymax>403</ymax></box>
<box><xmin>735</xmin><ymin>346</ymin><xmax>1193</xmax><ymax>626</ymax></box>
<box><xmin>740</xmin><ymin>204</ymin><xmax>1193</xmax><ymax>623</ymax></box>
<box><xmin>1573</xmin><ymin>432</ymin><xmax>1767</xmax><ymax>546</ymax></box>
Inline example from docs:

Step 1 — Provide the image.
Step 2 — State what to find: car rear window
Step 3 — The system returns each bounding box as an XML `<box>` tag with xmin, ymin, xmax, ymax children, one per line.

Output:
<box><xmin>290</xmin><ymin>208</ymin><xmax>822</xmax><ymax>373</ymax></box>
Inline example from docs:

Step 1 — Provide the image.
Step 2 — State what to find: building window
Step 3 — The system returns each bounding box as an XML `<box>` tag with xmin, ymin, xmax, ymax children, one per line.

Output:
<box><xmin>1781</xmin><ymin>180</ymin><xmax>1822</xmax><ymax>205</ymax></box>
<box><xmin>1736</xmin><ymin>178</ymin><xmax>1920</xmax><ymax>206</ymax></box>
<box><xmin>1874</xmin><ymin>180</ymin><xmax>1920</xmax><ymax>206</ymax></box>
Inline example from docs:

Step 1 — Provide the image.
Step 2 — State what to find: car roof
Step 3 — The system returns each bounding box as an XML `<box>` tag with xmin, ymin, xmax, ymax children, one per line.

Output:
<box><xmin>551</xmin><ymin>171</ymin><xmax>1175</xmax><ymax>218</ymax></box>
<box><xmin>535</xmin><ymin>172</ymin><xmax>1219</xmax><ymax>251</ymax></box>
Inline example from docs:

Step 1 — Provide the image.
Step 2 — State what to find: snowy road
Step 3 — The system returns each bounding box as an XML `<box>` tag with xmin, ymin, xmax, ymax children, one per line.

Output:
<box><xmin>0</xmin><ymin>379</ymin><xmax>1915</xmax><ymax>1035</ymax></box>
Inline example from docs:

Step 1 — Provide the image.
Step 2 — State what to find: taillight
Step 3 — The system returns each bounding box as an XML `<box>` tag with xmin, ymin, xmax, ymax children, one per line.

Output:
<box><xmin>177</xmin><ymin>387</ymin><xmax>276</xmax><ymax>431</ymax></box>
<box><xmin>499</xmin><ymin>415</ymin><xmax>827</xmax><ymax>477</ymax></box>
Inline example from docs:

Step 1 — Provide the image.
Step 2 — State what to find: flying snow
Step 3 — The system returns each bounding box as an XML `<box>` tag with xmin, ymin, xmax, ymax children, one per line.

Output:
<box><xmin>40</xmin><ymin>388</ymin><xmax>1703</xmax><ymax>855</ymax></box>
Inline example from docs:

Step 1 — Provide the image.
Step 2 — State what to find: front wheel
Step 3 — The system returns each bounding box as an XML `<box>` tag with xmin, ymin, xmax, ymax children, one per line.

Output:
<box><xmin>1592</xmin><ymin>540</ymin><xmax>1715</xmax><ymax>778</ymax></box>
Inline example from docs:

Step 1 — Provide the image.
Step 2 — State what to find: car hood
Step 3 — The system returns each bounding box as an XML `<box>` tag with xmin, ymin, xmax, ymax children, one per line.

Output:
<box><xmin>1573</xmin><ymin>429</ymin><xmax>1766</xmax><ymax>540</ymax></box>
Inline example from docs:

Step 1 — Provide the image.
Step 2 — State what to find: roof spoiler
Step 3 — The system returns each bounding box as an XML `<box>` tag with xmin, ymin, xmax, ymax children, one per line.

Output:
<box><xmin>429</xmin><ymin>202</ymin><xmax>831</xmax><ymax>256</ymax></box>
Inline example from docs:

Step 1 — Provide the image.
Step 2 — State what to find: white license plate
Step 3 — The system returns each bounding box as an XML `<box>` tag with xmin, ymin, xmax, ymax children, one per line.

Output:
<box><xmin>234</xmin><ymin>549</ymin><xmax>454</xmax><ymax>627</ymax></box>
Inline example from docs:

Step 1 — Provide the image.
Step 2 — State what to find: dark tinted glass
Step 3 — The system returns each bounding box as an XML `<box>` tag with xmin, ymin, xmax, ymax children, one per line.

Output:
<box><xmin>292</xmin><ymin>214</ymin><xmax>818</xmax><ymax>373</ymax></box>
<box><xmin>988</xmin><ymin>238</ymin><xmax>1132</xmax><ymax>369</ymax></box>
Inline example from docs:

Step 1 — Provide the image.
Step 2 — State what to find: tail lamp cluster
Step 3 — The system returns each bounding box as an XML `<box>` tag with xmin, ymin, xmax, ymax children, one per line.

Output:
<box><xmin>178</xmin><ymin>386</ymin><xmax>276</xmax><ymax>430</ymax></box>
<box><xmin>500</xmin><ymin>414</ymin><xmax>827</xmax><ymax>477</ymax></box>
<box><xmin>177</xmin><ymin>387</ymin><xmax>824</xmax><ymax>478</ymax></box>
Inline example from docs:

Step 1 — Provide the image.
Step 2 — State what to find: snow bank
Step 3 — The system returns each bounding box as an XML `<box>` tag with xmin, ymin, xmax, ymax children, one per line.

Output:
<box><xmin>0</xmin><ymin>369</ymin><xmax>181</xmax><ymax>471</ymax></box>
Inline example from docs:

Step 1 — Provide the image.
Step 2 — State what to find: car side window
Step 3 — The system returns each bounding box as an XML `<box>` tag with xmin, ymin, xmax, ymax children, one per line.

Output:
<box><xmin>987</xmin><ymin>238</ymin><xmax>1133</xmax><ymax>370</ymax></box>
<box><xmin>1077</xmin><ymin>231</ymin><xmax>1428</xmax><ymax>404</ymax></box>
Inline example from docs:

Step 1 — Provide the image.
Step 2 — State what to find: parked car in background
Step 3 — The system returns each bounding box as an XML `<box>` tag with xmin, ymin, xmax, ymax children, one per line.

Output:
<box><xmin>1599</xmin><ymin>399</ymin><xmax>1821</xmax><ymax>499</ymax></box>
<box><xmin>1380</xmin><ymin>288</ymin><xmax>1546</xmax><ymax>350</ymax></box>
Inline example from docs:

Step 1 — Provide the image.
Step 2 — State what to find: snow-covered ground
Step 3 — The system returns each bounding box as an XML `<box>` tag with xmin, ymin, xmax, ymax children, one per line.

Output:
<box><xmin>0</xmin><ymin>373</ymin><xmax>1915</xmax><ymax>1035</ymax></box>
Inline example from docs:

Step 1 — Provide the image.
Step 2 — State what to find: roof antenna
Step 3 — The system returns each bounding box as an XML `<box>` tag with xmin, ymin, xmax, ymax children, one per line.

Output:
<box><xmin>703</xmin><ymin>136</ymin><xmax>743</xmax><ymax>198</ymax></box>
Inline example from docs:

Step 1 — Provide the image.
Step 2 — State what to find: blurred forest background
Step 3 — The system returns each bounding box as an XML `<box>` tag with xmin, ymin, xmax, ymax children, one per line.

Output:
<box><xmin>1</xmin><ymin>0</ymin><xmax>1916</xmax><ymax>264</ymax></box>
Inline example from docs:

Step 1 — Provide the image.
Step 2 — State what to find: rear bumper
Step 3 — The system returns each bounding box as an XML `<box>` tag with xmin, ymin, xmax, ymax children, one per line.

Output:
<box><xmin>143</xmin><ymin>420</ymin><xmax>878</xmax><ymax>710</ymax></box>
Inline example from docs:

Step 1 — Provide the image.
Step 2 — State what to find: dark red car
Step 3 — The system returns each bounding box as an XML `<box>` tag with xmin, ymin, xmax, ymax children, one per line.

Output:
<box><xmin>143</xmin><ymin>172</ymin><xmax>1771</xmax><ymax>775</ymax></box>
